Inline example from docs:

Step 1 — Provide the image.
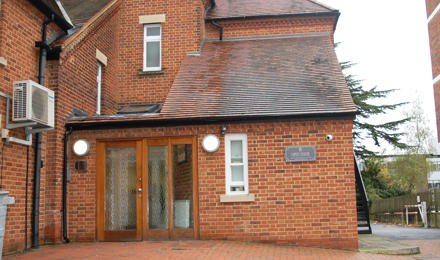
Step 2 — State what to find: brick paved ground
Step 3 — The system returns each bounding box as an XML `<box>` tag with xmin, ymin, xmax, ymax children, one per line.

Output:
<box><xmin>5</xmin><ymin>239</ymin><xmax>439</xmax><ymax>260</ymax></box>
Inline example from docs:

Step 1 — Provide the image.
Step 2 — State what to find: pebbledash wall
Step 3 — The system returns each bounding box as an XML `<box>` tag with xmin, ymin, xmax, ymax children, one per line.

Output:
<box><xmin>67</xmin><ymin>120</ymin><xmax>358</xmax><ymax>249</ymax></box>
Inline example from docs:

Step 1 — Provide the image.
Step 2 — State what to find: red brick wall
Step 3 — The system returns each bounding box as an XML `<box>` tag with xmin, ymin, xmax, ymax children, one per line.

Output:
<box><xmin>40</xmin><ymin>1</ymin><xmax>121</xmax><ymax>244</ymax></box>
<box><xmin>0</xmin><ymin>0</ymin><xmax>63</xmax><ymax>253</ymax></box>
<box><xmin>426</xmin><ymin>0</ymin><xmax>440</xmax><ymax>140</ymax></box>
<box><xmin>205</xmin><ymin>16</ymin><xmax>336</xmax><ymax>40</ymax></box>
<box><xmin>117</xmin><ymin>0</ymin><xmax>204</xmax><ymax>106</ymax></box>
<box><xmin>67</xmin><ymin>119</ymin><xmax>358</xmax><ymax>249</ymax></box>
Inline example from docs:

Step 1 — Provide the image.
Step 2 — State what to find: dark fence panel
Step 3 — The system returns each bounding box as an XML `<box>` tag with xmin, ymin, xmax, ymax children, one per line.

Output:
<box><xmin>370</xmin><ymin>190</ymin><xmax>440</xmax><ymax>227</ymax></box>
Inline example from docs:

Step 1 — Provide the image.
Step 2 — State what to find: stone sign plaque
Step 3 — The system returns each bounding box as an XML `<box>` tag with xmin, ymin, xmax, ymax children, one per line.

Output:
<box><xmin>285</xmin><ymin>146</ymin><xmax>316</xmax><ymax>162</ymax></box>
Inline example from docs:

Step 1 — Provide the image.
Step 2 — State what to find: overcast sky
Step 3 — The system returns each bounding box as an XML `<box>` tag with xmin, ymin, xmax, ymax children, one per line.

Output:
<box><xmin>319</xmin><ymin>0</ymin><xmax>437</xmax><ymax>154</ymax></box>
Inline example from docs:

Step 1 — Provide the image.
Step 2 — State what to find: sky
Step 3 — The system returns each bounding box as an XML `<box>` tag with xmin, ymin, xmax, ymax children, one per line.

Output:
<box><xmin>319</xmin><ymin>0</ymin><xmax>438</xmax><ymax>154</ymax></box>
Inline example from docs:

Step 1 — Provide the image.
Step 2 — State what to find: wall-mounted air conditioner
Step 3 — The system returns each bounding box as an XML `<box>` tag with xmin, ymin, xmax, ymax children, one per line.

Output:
<box><xmin>12</xmin><ymin>80</ymin><xmax>55</xmax><ymax>129</ymax></box>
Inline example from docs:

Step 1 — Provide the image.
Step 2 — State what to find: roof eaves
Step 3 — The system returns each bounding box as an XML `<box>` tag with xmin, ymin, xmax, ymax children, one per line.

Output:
<box><xmin>27</xmin><ymin>0</ymin><xmax>73</xmax><ymax>31</ymax></box>
<box><xmin>61</xmin><ymin>0</ymin><xmax>120</xmax><ymax>51</ymax></box>
<box><xmin>65</xmin><ymin>111</ymin><xmax>357</xmax><ymax>131</ymax></box>
<box><xmin>54</xmin><ymin>0</ymin><xmax>73</xmax><ymax>26</ymax></box>
<box><xmin>306</xmin><ymin>0</ymin><xmax>337</xmax><ymax>12</ymax></box>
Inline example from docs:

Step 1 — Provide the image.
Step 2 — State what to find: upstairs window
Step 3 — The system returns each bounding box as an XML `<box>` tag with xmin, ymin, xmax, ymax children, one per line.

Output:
<box><xmin>143</xmin><ymin>24</ymin><xmax>161</xmax><ymax>71</ymax></box>
<box><xmin>225</xmin><ymin>134</ymin><xmax>248</xmax><ymax>195</ymax></box>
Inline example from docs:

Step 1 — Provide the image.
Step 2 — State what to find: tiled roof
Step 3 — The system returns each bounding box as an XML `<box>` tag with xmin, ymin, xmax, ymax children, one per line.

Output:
<box><xmin>60</xmin><ymin>0</ymin><xmax>113</xmax><ymax>25</ymax></box>
<box><xmin>161</xmin><ymin>35</ymin><xmax>356</xmax><ymax>119</ymax></box>
<box><xmin>206</xmin><ymin>0</ymin><xmax>337</xmax><ymax>20</ymax></box>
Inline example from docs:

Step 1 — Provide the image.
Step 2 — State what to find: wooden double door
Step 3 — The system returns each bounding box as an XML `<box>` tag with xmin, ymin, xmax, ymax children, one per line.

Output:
<box><xmin>96</xmin><ymin>137</ymin><xmax>198</xmax><ymax>241</ymax></box>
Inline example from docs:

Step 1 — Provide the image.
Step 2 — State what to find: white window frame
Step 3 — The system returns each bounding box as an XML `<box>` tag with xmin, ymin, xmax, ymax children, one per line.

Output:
<box><xmin>225</xmin><ymin>134</ymin><xmax>249</xmax><ymax>195</ymax></box>
<box><xmin>96</xmin><ymin>62</ymin><xmax>102</xmax><ymax>115</ymax></box>
<box><xmin>143</xmin><ymin>24</ymin><xmax>162</xmax><ymax>72</ymax></box>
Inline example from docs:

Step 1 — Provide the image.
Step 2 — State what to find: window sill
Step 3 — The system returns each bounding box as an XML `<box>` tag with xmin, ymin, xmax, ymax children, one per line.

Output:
<box><xmin>220</xmin><ymin>193</ymin><xmax>255</xmax><ymax>203</ymax></box>
<box><xmin>138</xmin><ymin>68</ymin><xmax>166</xmax><ymax>75</ymax></box>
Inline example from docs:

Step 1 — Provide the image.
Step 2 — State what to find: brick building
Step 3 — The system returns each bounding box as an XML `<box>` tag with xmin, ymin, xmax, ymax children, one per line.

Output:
<box><xmin>427</xmin><ymin>0</ymin><xmax>440</xmax><ymax>141</ymax></box>
<box><xmin>0</xmin><ymin>0</ymin><xmax>359</xmax><ymax>254</ymax></box>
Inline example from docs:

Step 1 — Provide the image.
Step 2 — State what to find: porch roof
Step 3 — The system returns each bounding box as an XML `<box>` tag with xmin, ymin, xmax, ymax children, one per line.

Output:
<box><xmin>160</xmin><ymin>34</ymin><xmax>356</xmax><ymax>119</ymax></box>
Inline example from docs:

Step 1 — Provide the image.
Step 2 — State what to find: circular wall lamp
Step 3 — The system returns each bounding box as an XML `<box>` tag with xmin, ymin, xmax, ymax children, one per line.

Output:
<box><xmin>202</xmin><ymin>134</ymin><xmax>220</xmax><ymax>153</ymax></box>
<box><xmin>73</xmin><ymin>139</ymin><xmax>90</xmax><ymax>156</ymax></box>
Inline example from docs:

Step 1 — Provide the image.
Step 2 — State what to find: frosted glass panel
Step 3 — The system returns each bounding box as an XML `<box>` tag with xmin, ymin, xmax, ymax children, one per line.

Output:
<box><xmin>146</xmin><ymin>41</ymin><xmax>160</xmax><ymax>68</ymax></box>
<box><xmin>148</xmin><ymin>146</ymin><xmax>168</xmax><ymax>229</ymax></box>
<box><xmin>172</xmin><ymin>144</ymin><xmax>193</xmax><ymax>229</ymax></box>
<box><xmin>105</xmin><ymin>147</ymin><xmax>137</xmax><ymax>231</ymax></box>
<box><xmin>231</xmin><ymin>141</ymin><xmax>243</xmax><ymax>163</ymax></box>
<box><xmin>231</xmin><ymin>165</ymin><xmax>244</xmax><ymax>182</ymax></box>
<box><xmin>147</xmin><ymin>27</ymin><xmax>160</xmax><ymax>36</ymax></box>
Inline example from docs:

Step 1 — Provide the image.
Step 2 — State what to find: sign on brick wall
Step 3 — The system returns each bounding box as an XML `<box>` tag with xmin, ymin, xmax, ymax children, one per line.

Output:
<box><xmin>285</xmin><ymin>146</ymin><xmax>316</xmax><ymax>162</ymax></box>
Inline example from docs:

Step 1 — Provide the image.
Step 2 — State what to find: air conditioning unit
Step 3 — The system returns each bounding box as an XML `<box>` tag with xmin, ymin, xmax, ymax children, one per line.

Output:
<box><xmin>12</xmin><ymin>80</ymin><xmax>55</xmax><ymax>129</ymax></box>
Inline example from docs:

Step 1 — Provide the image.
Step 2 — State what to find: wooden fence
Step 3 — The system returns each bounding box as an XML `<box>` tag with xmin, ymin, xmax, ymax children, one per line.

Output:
<box><xmin>370</xmin><ymin>190</ymin><xmax>440</xmax><ymax>227</ymax></box>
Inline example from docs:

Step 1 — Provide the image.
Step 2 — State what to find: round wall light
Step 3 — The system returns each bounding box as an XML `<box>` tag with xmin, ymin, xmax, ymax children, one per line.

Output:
<box><xmin>73</xmin><ymin>139</ymin><xmax>90</xmax><ymax>156</ymax></box>
<box><xmin>202</xmin><ymin>134</ymin><xmax>220</xmax><ymax>153</ymax></box>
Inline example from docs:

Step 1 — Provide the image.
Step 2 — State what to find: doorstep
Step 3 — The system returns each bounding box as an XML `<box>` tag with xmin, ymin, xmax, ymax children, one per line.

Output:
<box><xmin>358</xmin><ymin>234</ymin><xmax>420</xmax><ymax>255</ymax></box>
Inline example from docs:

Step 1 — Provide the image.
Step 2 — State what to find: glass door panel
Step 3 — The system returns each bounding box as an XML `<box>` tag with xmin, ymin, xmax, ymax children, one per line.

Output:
<box><xmin>172</xmin><ymin>144</ymin><xmax>193</xmax><ymax>229</ymax></box>
<box><xmin>97</xmin><ymin>141</ymin><xmax>141</xmax><ymax>242</ymax></box>
<box><xmin>148</xmin><ymin>145</ymin><xmax>169</xmax><ymax>230</ymax></box>
<box><xmin>105</xmin><ymin>147</ymin><xmax>137</xmax><ymax>231</ymax></box>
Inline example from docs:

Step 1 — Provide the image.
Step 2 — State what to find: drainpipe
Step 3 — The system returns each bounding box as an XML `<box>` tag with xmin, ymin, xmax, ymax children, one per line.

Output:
<box><xmin>32</xmin><ymin>15</ymin><xmax>54</xmax><ymax>249</ymax></box>
<box><xmin>210</xmin><ymin>20</ymin><xmax>223</xmax><ymax>40</ymax></box>
<box><xmin>62</xmin><ymin>127</ymin><xmax>72</xmax><ymax>243</ymax></box>
<box><xmin>206</xmin><ymin>0</ymin><xmax>223</xmax><ymax>40</ymax></box>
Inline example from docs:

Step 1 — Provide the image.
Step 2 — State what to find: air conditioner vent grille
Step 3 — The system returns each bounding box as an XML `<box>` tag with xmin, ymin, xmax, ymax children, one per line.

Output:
<box><xmin>12</xmin><ymin>80</ymin><xmax>55</xmax><ymax>129</ymax></box>
<box><xmin>13</xmin><ymin>82</ymin><xmax>27</xmax><ymax>120</ymax></box>
<box><xmin>31</xmin><ymin>86</ymin><xmax>48</xmax><ymax>125</ymax></box>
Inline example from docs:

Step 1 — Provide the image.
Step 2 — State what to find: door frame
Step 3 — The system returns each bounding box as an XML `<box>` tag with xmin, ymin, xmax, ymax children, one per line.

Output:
<box><xmin>96</xmin><ymin>139</ymin><xmax>143</xmax><ymax>241</ymax></box>
<box><xmin>96</xmin><ymin>136</ymin><xmax>199</xmax><ymax>241</ymax></box>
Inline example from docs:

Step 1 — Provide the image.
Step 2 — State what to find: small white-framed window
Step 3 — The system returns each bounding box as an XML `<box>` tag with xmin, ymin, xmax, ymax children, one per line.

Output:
<box><xmin>96</xmin><ymin>62</ymin><xmax>102</xmax><ymax>115</ymax></box>
<box><xmin>143</xmin><ymin>24</ymin><xmax>161</xmax><ymax>71</ymax></box>
<box><xmin>225</xmin><ymin>134</ymin><xmax>248</xmax><ymax>195</ymax></box>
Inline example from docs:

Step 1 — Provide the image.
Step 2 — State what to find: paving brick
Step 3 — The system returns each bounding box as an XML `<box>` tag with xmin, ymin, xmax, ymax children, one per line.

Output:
<box><xmin>5</xmin><ymin>239</ymin><xmax>431</xmax><ymax>260</ymax></box>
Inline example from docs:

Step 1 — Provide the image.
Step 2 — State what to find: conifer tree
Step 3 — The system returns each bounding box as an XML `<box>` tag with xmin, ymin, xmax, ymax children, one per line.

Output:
<box><xmin>341</xmin><ymin>61</ymin><xmax>410</xmax><ymax>158</ymax></box>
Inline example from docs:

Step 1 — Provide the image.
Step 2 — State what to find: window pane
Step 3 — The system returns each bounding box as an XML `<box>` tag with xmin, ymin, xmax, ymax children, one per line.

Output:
<box><xmin>172</xmin><ymin>144</ymin><xmax>193</xmax><ymax>229</ymax></box>
<box><xmin>231</xmin><ymin>165</ymin><xmax>244</xmax><ymax>182</ymax></box>
<box><xmin>147</xmin><ymin>27</ymin><xmax>160</xmax><ymax>36</ymax></box>
<box><xmin>231</xmin><ymin>140</ymin><xmax>243</xmax><ymax>163</ymax></box>
<box><xmin>230</xmin><ymin>186</ymin><xmax>245</xmax><ymax>192</ymax></box>
<box><xmin>146</xmin><ymin>41</ymin><xmax>160</xmax><ymax>68</ymax></box>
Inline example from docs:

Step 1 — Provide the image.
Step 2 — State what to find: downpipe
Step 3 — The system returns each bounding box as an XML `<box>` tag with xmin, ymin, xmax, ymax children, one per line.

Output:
<box><xmin>62</xmin><ymin>128</ymin><xmax>72</xmax><ymax>243</ymax></box>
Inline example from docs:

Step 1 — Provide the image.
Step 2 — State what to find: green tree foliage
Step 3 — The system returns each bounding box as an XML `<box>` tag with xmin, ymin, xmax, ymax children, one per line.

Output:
<box><xmin>361</xmin><ymin>157</ymin><xmax>407</xmax><ymax>201</ymax></box>
<box><xmin>390</xmin><ymin>154</ymin><xmax>431</xmax><ymax>193</ymax></box>
<box><xmin>341</xmin><ymin>61</ymin><xmax>410</xmax><ymax>158</ymax></box>
<box><xmin>388</xmin><ymin>100</ymin><xmax>436</xmax><ymax>193</ymax></box>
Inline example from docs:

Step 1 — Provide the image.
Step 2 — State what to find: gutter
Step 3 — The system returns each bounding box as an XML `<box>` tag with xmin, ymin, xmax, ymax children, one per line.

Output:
<box><xmin>206</xmin><ymin>11</ymin><xmax>341</xmax><ymax>33</ymax></box>
<box><xmin>65</xmin><ymin>111</ymin><xmax>357</xmax><ymax>131</ymax></box>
